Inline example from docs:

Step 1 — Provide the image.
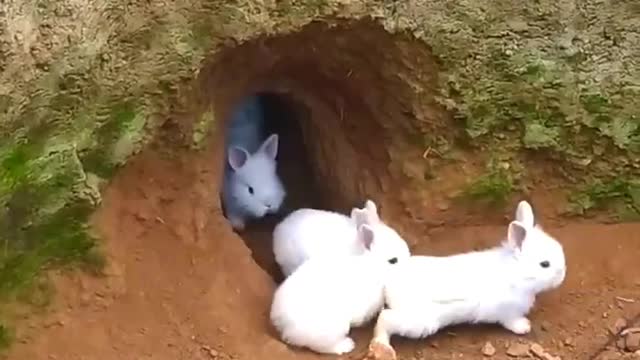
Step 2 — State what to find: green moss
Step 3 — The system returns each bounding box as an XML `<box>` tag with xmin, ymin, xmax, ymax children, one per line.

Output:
<box><xmin>78</xmin><ymin>100</ymin><xmax>139</xmax><ymax>178</ymax></box>
<box><xmin>0</xmin><ymin>324</ymin><xmax>12</xmax><ymax>351</ymax></box>
<box><xmin>192</xmin><ymin>110</ymin><xmax>216</xmax><ymax>149</ymax></box>
<box><xmin>0</xmin><ymin>140</ymin><xmax>102</xmax><ymax>307</ymax></box>
<box><xmin>580</xmin><ymin>93</ymin><xmax>612</xmax><ymax>115</ymax></box>
<box><xmin>0</xmin><ymin>124</ymin><xmax>55</xmax><ymax>192</ymax></box>
<box><xmin>190</xmin><ymin>19</ymin><xmax>215</xmax><ymax>51</ymax></box>
<box><xmin>522</xmin><ymin>123</ymin><xmax>561</xmax><ymax>149</ymax></box>
<box><xmin>0</xmin><ymin>145</ymin><xmax>32</xmax><ymax>190</ymax></box>
<box><xmin>568</xmin><ymin>178</ymin><xmax>640</xmax><ymax>218</ymax></box>
<box><xmin>597</xmin><ymin>117</ymin><xmax>638</xmax><ymax>150</ymax></box>
<box><xmin>462</xmin><ymin>166</ymin><xmax>515</xmax><ymax>205</ymax></box>
<box><xmin>0</xmin><ymin>200</ymin><xmax>100</xmax><ymax>299</ymax></box>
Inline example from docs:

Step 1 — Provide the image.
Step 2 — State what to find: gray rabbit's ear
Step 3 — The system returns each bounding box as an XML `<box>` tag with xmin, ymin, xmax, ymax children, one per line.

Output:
<box><xmin>228</xmin><ymin>146</ymin><xmax>250</xmax><ymax>171</ymax></box>
<box><xmin>259</xmin><ymin>134</ymin><xmax>279</xmax><ymax>160</ymax></box>
<box><xmin>507</xmin><ymin>220</ymin><xmax>527</xmax><ymax>251</ymax></box>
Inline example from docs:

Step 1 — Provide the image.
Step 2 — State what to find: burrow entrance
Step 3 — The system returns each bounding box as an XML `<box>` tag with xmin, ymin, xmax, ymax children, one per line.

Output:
<box><xmin>198</xmin><ymin>19</ymin><xmax>449</xmax><ymax>283</ymax></box>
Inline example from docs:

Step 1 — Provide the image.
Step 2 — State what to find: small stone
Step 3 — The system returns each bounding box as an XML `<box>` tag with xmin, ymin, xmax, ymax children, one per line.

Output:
<box><xmin>134</xmin><ymin>210</ymin><xmax>150</xmax><ymax>221</ymax></box>
<box><xmin>79</xmin><ymin>292</ymin><xmax>92</xmax><ymax>305</ymax></box>
<box><xmin>506</xmin><ymin>343</ymin><xmax>530</xmax><ymax>357</ymax></box>
<box><xmin>206</xmin><ymin>348</ymin><xmax>219</xmax><ymax>358</ymax></box>
<box><xmin>540</xmin><ymin>321</ymin><xmax>551</xmax><ymax>331</ymax></box>
<box><xmin>578</xmin><ymin>321</ymin><xmax>587</xmax><ymax>328</ymax></box>
<box><xmin>617</xmin><ymin>337</ymin><xmax>628</xmax><ymax>350</ymax></box>
<box><xmin>482</xmin><ymin>342</ymin><xmax>496</xmax><ymax>357</ymax></box>
<box><xmin>530</xmin><ymin>343</ymin><xmax>545</xmax><ymax>357</ymax></box>
<box><xmin>563</xmin><ymin>337</ymin><xmax>574</xmax><ymax>347</ymax></box>
<box><xmin>622</xmin><ymin>328</ymin><xmax>640</xmax><ymax>336</ymax></box>
<box><xmin>437</xmin><ymin>202</ymin><xmax>449</xmax><ymax>211</ymax></box>
<box><xmin>44</xmin><ymin>314</ymin><xmax>68</xmax><ymax>328</ymax></box>
<box><xmin>625</xmin><ymin>332</ymin><xmax>640</xmax><ymax>352</ymax></box>
<box><xmin>610</xmin><ymin>318</ymin><xmax>628</xmax><ymax>335</ymax></box>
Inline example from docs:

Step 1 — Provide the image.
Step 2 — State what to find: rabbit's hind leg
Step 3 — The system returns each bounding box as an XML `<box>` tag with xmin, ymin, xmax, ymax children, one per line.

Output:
<box><xmin>372</xmin><ymin>308</ymin><xmax>440</xmax><ymax>346</ymax></box>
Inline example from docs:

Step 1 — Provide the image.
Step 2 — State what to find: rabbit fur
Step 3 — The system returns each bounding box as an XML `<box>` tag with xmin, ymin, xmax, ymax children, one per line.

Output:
<box><xmin>273</xmin><ymin>199</ymin><xmax>409</xmax><ymax>277</ymax></box>
<box><xmin>270</xmin><ymin>222</ymin><xmax>411</xmax><ymax>355</ymax></box>
<box><xmin>371</xmin><ymin>200</ymin><xmax>567</xmax><ymax>350</ymax></box>
<box><xmin>221</xmin><ymin>95</ymin><xmax>286</xmax><ymax>230</ymax></box>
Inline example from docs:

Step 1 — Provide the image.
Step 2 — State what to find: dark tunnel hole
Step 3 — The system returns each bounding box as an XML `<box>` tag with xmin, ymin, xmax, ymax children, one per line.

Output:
<box><xmin>220</xmin><ymin>92</ymin><xmax>326</xmax><ymax>283</ymax></box>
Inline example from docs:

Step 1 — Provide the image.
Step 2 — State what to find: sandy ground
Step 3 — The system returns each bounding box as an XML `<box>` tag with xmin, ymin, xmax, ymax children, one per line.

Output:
<box><xmin>6</xmin><ymin>144</ymin><xmax>640</xmax><ymax>360</ymax></box>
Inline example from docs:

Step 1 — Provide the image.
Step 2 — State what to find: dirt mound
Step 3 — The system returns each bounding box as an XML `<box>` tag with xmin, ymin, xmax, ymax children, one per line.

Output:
<box><xmin>6</xmin><ymin>142</ymin><xmax>640</xmax><ymax>360</ymax></box>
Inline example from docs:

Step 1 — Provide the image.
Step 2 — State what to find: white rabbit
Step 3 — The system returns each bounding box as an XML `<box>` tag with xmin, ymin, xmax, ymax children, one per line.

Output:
<box><xmin>273</xmin><ymin>199</ymin><xmax>408</xmax><ymax>277</ymax></box>
<box><xmin>270</xmin><ymin>222</ymin><xmax>411</xmax><ymax>355</ymax></box>
<box><xmin>221</xmin><ymin>96</ymin><xmax>286</xmax><ymax>230</ymax></box>
<box><xmin>367</xmin><ymin>200</ymin><xmax>567</xmax><ymax>359</ymax></box>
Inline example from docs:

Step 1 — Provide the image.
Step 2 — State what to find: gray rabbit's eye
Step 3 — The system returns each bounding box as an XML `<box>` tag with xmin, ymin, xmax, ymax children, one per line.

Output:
<box><xmin>248</xmin><ymin>186</ymin><xmax>254</xmax><ymax>195</ymax></box>
<box><xmin>539</xmin><ymin>260</ymin><xmax>550</xmax><ymax>268</ymax></box>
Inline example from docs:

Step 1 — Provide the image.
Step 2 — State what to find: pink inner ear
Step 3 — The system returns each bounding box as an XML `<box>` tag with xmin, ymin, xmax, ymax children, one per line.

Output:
<box><xmin>508</xmin><ymin>221</ymin><xmax>527</xmax><ymax>250</ymax></box>
<box><xmin>261</xmin><ymin>134</ymin><xmax>279</xmax><ymax>159</ymax></box>
<box><xmin>228</xmin><ymin>147</ymin><xmax>249</xmax><ymax>170</ymax></box>
<box><xmin>360</xmin><ymin>225</ymin><xmax>375</xmax><ymax>249</ymax></box>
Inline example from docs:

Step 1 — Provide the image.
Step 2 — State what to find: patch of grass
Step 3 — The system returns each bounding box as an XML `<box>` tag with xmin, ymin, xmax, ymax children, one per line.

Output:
<box><xmin>189</xmin><ymin>19</ymin><xmax>215</xmax><ymax>52</ymax></box>
<box><xmin>522</xmin><ymin>122</ymin><xmax>561</xmax><ymax>150</ymax></box>
<box><xmin>567</xmin><ymin>178</ymin><xmax>640</xmax><ymax>217</ymax></box>
<box><xmin>0</xmin><ymin>324</ymin><xmax>12</xmax><ymax>351</ymax></box>
<box><xmin>597</xmin><ymin>117</ymin><xmax>638</xmax><ymax>150</ymax></box>
<box><xmin>0</xmin><ymin>201</ymin><xmax>102</xmax><ymax>300</ymax></box>
<box><xmin>0</xmin><ymin>123</ymin><xmax>53</xmax><ymax>191</ymax></box>
<box><xmin>0</xmin><ymin>145</ymin><xmax>33</xmax><ymax>190</ymax></box>
<box><xmin>192</xmin><ymin>110</ymin><xmax>216</xmax><ymax>149</ymax></box>
<box><xmin>79</xmin><ymin>100</ymin><xmax>138</xmax><ymax>178</ymax></box>
<box><xmin>462</xmin><ymin>166</ymin><xmax>515</xmax><ymax>205</ymax></box>
<box><xmin>580</xmin><ymin>93</ymin><xmax>611</xmax><ymax>115</ymax></box>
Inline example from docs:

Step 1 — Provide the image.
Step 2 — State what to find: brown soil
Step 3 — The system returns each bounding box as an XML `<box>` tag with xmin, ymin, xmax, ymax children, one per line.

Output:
<box><xmin>6</xmin><ymin>140</ymin><xmax>640</xmax><ymax>360</ymax></box>
<box><xmin>5</xmin><ymin>19</ymin><xmax>640</xmax><ymax>360</ymax></box>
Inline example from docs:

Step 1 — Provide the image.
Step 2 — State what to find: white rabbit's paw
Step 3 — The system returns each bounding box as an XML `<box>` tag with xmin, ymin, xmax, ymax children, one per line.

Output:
<box><xmin>503</xmin><ymin>317</ymin><xmax>531</xmax><ymax>335</ymax></box>
<box><xmin>331</xmin><ymin>337</ymin><xmax>355</xmax><ymax>354</ymax></box>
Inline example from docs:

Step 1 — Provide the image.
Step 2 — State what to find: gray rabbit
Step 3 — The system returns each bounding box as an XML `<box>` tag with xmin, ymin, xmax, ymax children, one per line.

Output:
<box><xmin>221</xmin><ymin>95</ymin><xmax>286</xmax><ymax>230</ymax></box>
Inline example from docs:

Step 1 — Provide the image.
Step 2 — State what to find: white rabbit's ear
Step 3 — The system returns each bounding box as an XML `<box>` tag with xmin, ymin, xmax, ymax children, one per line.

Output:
<box><xmin>507</xmin><ymin>220</ymin><xmax>528</xmax><ymax>251</ymax></box>
<box><xmin>259</xmin><ymin>134</ymin><xmax>279</xmax><ymax>160</ymax></box>
<box><xmin>350</xmin><ymin>208</ymin><xmax>369</xmax><ymax>227</ymax></box>
<box><xmin>358</xmin><ymin>224</ymin><xmax>375</xmax><ymax>250</ymax></box>
<box><xmin>228</xmin><ymin>146</ymin><xmax>250</xmax><ymax>171</ymax></box>
<box><xmin>515</xmin><ymin>200</ymin><xmax>535</xmax><ymax>228</ymax></box>
<box><xmin>364</xmin><ymin>199</ymin><xmax>380</xmax><ymax>223</ymax></box>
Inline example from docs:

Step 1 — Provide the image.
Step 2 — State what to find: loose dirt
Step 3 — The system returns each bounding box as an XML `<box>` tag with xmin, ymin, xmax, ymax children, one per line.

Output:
<box><xmin>6</xmin><ymin>142</ymin><xmax>640</xmax><ymax>360</ymax></box>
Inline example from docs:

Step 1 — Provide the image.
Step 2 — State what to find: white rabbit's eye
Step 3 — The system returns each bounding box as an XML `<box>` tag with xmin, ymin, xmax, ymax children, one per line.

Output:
<box><xmin>540</xmin><ymin>260</ymin><xmax>550</xmax><ymax>268</ymax></box>
<box><xmin>248</xmin><ymin>186</ymin><xmax>254</xmax><ymax>195</ymax></box>
<box><xmin>388</xmin><ymin>257</ymin><xmax>398</xmax><ymax>264</ymax></box>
